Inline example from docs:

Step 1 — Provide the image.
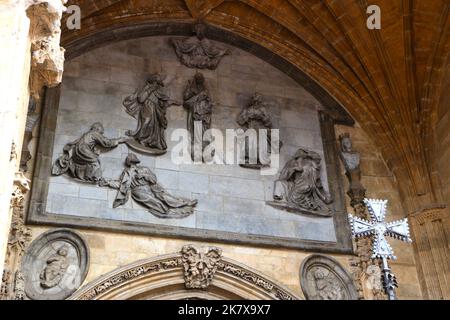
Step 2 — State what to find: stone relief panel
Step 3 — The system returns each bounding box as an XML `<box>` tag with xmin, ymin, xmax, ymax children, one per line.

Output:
<box><xmin>300</xmin><ymin>254</ymin><xmax>358</xmax><ymax>300</ymax></box>
<box><xmin>31</xmin><ymin>36</ymin><xmax>349</xmax><ymax>250</ymax></box>
<box><xmin>21</xmin><ymin>229</ymin><xmax>89</xmax><ymax>300</ymax></box>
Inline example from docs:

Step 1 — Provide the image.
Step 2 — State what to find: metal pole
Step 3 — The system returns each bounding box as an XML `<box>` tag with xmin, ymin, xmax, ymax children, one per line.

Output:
<box><xmin>381</xmin><ymin>256</ymin><xmax>397</xmax><ymax>300</ymax></box>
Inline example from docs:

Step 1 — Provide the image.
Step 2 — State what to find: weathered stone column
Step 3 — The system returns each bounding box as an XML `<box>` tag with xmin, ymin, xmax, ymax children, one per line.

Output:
<box><xmin>410</xmin><ymin>207</ymin><xmax>450</xmax><ymax>300</ymax></box>
<box><xmin>0</xmin><ymin>0</ymin><xmax>65</xmax><ymax>279</ymax></box>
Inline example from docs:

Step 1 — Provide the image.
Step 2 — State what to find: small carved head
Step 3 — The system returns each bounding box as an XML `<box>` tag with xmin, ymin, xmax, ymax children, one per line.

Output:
<box><xmin>339</xmin><ymin>133</ymin><xmax>353</xmax><ymax>152</ymax></box>
<box><xmin>313</xmin><ymin>269</ymin><xmax>326</xmax><ymax>280</ymax></box>
<box><xmin>194</xmin><ymin>23</ymin><xmax>207</xmax><ymax>40</ymax></box>
<box><xmin>90</xmin><ymin>122</ymin><xmax>104</xmax><ymax>134</ymax></box>
<box><xmin>125</xmin><ymin>153</ymin><xmax>141</xmax><ymax>167</ymax></box>
<box><xmin>251</xmin><ymin>92</ymin><xmax>263</xmax><ymax>105</ymax></box>
<box><xmin>147</xmin><ymin>73</ymin><xmax>164</xmax><ymax>87</ymax></box>
<box><xmin>194</xmin><ymin>72</ymin><xmax>205</xmax><ymax>84</ymax></box>
<box><xmin>57</xmin><ymin>245</ymin><xmax>69</xmax><ymax>257</ymax></box>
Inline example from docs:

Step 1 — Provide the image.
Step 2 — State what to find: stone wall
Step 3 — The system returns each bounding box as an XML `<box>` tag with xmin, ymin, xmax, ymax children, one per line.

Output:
<box><xmin>22</xmin><ymin>35</ymin><xmax>424</xmax><ymax>300</ymax></box>
<box><xmin>44</xmin><ymin>36</ymin><xmax>337</xmax><ymax>244</ymax></box>
<box><xmin>23</xmin><ymin>122</ymin><xmax>423</xmax><ymax>300</ymax></box>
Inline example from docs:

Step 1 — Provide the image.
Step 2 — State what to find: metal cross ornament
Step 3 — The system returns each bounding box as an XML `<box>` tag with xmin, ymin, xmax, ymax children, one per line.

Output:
<box><xmin>348</xmin><ymin>199</ymin><xmax>412</xmax><ymax>300</ymax></box>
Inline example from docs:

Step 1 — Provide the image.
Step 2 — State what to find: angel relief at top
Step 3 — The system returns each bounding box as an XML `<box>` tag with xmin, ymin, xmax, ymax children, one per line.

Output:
<box><xmin>171</xmin><ymin>23</ymin><xmax>230</xmax><ymax>70</ymax></box>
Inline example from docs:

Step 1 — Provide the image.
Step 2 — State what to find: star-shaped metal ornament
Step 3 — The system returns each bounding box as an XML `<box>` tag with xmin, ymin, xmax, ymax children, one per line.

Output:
<box><xmin>348</xmin><ymin>199</ymin><xmax>412</xmax><ymax>260</ymax></box>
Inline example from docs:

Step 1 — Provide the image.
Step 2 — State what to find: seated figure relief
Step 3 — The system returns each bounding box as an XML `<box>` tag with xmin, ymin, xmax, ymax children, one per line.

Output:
<box><xmin>100</xmin><ymin>153</ymin><xmax>198</xmax><ymax>219</ymax></box>
<box><xmin>39</xmin><ymin>245</ymin><xmax>69</xmax><ymax>289</ymax></box>
<box><xmin>268</xmin><ymin>148</ymin><xmax>333</xmax><ymax>217</ymax></box>
<box><xmin>123</xmin><ymin>74</ymin><xmax>178</xmax><ymax>155</ymax></box>
<box><xmin>171</xmin><ymin>23</ymin><xmax>230</xmax><ymax>70</ymax></box>
<box><xmin>52</xmin><ymin>122</ymin><xmax>126</xmax><ymax>183</ymax></box>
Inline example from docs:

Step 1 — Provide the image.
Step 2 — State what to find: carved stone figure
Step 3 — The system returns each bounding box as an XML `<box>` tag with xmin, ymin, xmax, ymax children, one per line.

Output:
<box><xmin>237</xmin><ymin>93</ymin><xmax>278</xmax><ymax>169</ymax></box>
<box><xmin>52</xmin><ymin>122</ymin><xmax>126</xmax><ymax>182</ymax></box>
<box><xmin>101</xmin><ymin>153</ymin><xmax>198</xmax><ymax>219</ymax></box>
<box><xmin>300</xmin><ymin>255</ymin><xmax>358</xmax><ymax>300</ymax></box>
<box><xmin>311</xmin><ymin>267</ymin><xmax>344</xmax><ymax>300</ymax></box>
<box><xmin>2</xmin><ymin>172</ymin><xmax>32</xmax><ymax>300</ymax></box>
<box><xmin>22</xmin><ymin>229</ymin><xmax>89</xmax><ymax>300</ymax></box>
<box><xmin>13</xmin><ymin>271</ymin><xmax>26</xmax><ymax>300</ymax></box>
<box><xmin>181</xmin><ymin>245</ymin><xmax>222</xmax><ymax>289</ymax></box>
<box><xmin>123</xmin><ymin>74</ymin><xmax>175</xmax><ymax>155</ymax></box>
<box><xmin>183</xmin><ymin>72</ymin><xmax>213</xmax><ymax>161</ymax></box>
<box><xmin>0</xmin><ymin>270</ymin><xmax>11</xmax><ymax>300</ymax></box>
<box><xmin>26</xmin><ymin>1</ymin><xmax>67</xmax><ymax>100</ymax></box>
<box><xmin>269</xmin><ymin>148</ymin><xmax>333</xmax><ymax>216</ymax></box>
<box><xmin>339</xmin><ymin>133</ymin><xmax>366</xmax><ymax>206</ymax></box>
<box><xmin>171</xmin><ymin>23</ymin><xmax>230</xmax><ymax>70</ymax></box>
<box><xmin>39</xmin><ymin>245</ymin><xmax>69</xmax><ymax>289</ymax></box>
<box><xmin>363</xmin><ymin>265</ymin><xmax>385</xmax><ymax>300</ymax></box>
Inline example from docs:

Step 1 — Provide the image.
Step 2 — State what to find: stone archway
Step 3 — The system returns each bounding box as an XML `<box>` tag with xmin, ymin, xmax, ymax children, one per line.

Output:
<box><xmin>69</xmin><ymin>251</ymin><xmax>301</xmax><ymax>300</ymax></box>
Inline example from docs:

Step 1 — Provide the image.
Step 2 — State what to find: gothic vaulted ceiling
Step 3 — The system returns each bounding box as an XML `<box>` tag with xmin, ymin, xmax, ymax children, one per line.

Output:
<box><xmin>61</xmin><ymin>0</ymin><xmax>450</xmax><ymax>213</ymax></box>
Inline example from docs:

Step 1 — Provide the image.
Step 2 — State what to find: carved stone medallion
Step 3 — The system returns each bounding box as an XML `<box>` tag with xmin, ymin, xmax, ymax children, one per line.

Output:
<box><xmin>300</xmin><ymin>254</ymin><xmax>358</xmax><ymax>300</ymax></box>
<box><xmin>21</xmin><ymin>229</ymin><xmax>89</xmax><ymax>300</ymax></box>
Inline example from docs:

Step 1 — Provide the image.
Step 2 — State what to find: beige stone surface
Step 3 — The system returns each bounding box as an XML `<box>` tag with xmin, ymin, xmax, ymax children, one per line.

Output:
<box><xmin>0</xmin><ymin>1</ymin><xmax>32</xmax><ymax>279</ymax></box>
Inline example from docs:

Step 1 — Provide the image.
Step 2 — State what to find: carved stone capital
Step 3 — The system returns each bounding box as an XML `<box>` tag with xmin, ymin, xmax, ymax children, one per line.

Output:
<box><xmin>181</xmin><ymin>244</ymin><xmax>222</xmax><ymax>289</ymax></box>
<box><xmin>25</xmin><ymin>1</ymin><xmax>67</xmax><ymax>99</ymax></box>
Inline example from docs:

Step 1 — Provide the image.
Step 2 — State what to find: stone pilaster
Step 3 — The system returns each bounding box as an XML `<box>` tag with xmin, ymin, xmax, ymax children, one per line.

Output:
<box><xmin>0</xmin><ymin>0</ymin><xmax>65</xmax><ymax>281</ymax></box>
<box><xmin>410</xmin><ymin>207</ymin><xmax>450</xmax><ymax>299</ymax></box>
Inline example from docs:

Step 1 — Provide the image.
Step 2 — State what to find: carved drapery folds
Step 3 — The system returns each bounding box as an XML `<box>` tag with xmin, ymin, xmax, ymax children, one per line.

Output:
<box><xmin>237</xmin><ymin>93</ymin><xmax>278</xmax><ymax>169</ymax></box>
<box><xmin>101</xmin><ymin>153</ymin><xmax>198</xmax><ymax>219</ymax></box>
<box><xmin>51</xmin><ymin>122</ymin><xmax>126</xmax><ymax>183</ymax></box>
<box><xmin>181</xmin><ymin>244</ymin><xmax>222</xmax><ymax>289</ymax></box>
<box><xmin>123</xmin><ymin>74</ymin><xmax>175</xmax><ymax>155</ymax></box>
<box><xmin>1</xmin><ymin>172</ymin><xmax>32</xmax><ymax>300</ymax></box>
<box><xmin>26</xmin><ymin>0</ymin><xmax>67</xmax><ymax>100</ymax></box>
<box><xmin>268</xmin><ymin>148</ymin><xmax>333</xmax><ymax>217</ymax></box>
<box><xmin>171</xmin><ymin>23</ymin><xmax>230</xmax><ymax>70</ymax></box>
<box><xmin>183</xmin><ymin>72</ymin><xmax>213</xmax><ymax>162</ymax></box>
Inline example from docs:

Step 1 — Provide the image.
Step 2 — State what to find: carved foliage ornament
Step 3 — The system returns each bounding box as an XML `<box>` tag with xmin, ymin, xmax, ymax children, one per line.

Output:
<box><xmin>181</xmin><ymin>245</ymin><xmax>222</xmax><ymax>289</ymax></box>
<box><xmin>300</xmin><ymin>254</ymin><xmax>358</xmax><ymax>300</ymax></box>
<box><xmin>1</xmin><ymin>172</ymin><xmax>31</xmax><ymax>300</ymax></box>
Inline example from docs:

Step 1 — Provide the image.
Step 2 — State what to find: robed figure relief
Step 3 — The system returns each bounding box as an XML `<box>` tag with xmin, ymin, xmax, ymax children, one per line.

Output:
<box><xmin>52</xmin><ymin>122</ymin><xmax>126</xmax><ymax>183</ymax></box>
<box><xmin>171</xmin><ymin>23</ymin><xmax>230</xmax><ymax>70</ymax></box>
<box><xmin>183</xmin><ymin>72</ymin><xmax>213</xmax><ymax>162</ymax></box>
<box><xmin>39</xmin><ymin>245</ymin><xmax>69</xmax><ymax>289</ymax></box>
<box><xmin>100</xmin><ymin>154</ymin><xmax>198</xmax><ymax>219</ymax></box>
<box><xmin>268</xmin><ymin>148</ymin><xmax>333</xmax><ymax>217</ymax></box>
<box><xmin>338</xmin><ymin>133</ymin><xmax>366</xmax><ymax>207</ymax></box>
<box><xmin>237</xmin><ymin>93</ymin><xmax>279</xmax><ymax>169</ymax></box>
<box><xmin>123</xmin><ymin>74</ymin><xmax>174</xmax><ymax>155</ymax></box>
